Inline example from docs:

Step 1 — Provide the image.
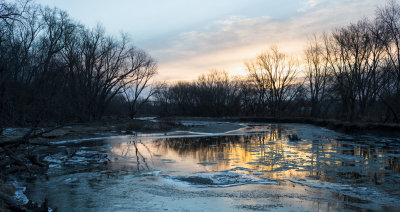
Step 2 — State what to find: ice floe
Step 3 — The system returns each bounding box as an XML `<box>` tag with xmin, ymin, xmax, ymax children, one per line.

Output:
<box><xmin>166</xmin><ymin>172</ymin><xmax>277</xmax><ymax>188</ymax></box>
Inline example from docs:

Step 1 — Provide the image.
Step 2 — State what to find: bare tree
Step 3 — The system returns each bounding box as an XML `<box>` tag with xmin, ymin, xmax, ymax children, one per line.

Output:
<box><xmin>246</xmin><ymin>46</ymin><xmax>299</xmax><ymax>117</ymax></box>
<box><xmin>324</xmin><ymin>20</ymin><xmax>385</xmax><ymax>121</ymax></box>
<box><xmin>0</xmin><ymin>0</ymin><xmax>30</xmax><ymax>23</ymax></box>
<box><xmin>245</xmin><ymin>60</ymin><xmax>270</xmax><ymax>115</ymax></box>
<box><xmin>378</xmin><ymin>0</ymin><xmax>400</xmax><ymax>92</ymax></box>
<box><xmin>237</xmin><ymin>78</ymin><xmax>260</xmax><ymax>115</ymax></box>
<box><xmin>122</xmin><ymin>51</ymin><xmax>159</xmax><ymax>118</ymax></box>
<box><xmin>377</xmin><ymin>0</ymin><xmax>400</xmax><ymax>122</ymax></box>
<box><xmin>196</xmin><ymin>70</ymin><xmax>240</xmax><ymax>116</ymax></box>
<box><xmin>59</xmin><ymin>26</ymin><xmax>158</xmax><ymax>121</ymax></box>
<box><xmin>305</xmin><ymin>35</ymin><xmax>329</xmax><ymax>117</ymax></box>
<box><xmin>0</xmin><ymin>0</ymin><xmax>159</xmax><ymax>125</ymax></box>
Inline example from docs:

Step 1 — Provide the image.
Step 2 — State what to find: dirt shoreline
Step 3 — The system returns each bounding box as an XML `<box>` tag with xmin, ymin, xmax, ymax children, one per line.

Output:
<box><xmin>163</xmin><ymin>116</ymin><xmax>400</xmax><ymax>137</ymax></box>
<box><xmin>3</xmin><ymin>117</ymin><xmax>399</xmax><ymax>143</ymax></box>
<box><xmin>234</xmin><ymin>117</ymin><xmax>400</xmax><ymax>137</ymax></box>
<box><xmin>1</xmin><ymin>119</ymin><xmax>245</xmax><ymax>144</ymax></box>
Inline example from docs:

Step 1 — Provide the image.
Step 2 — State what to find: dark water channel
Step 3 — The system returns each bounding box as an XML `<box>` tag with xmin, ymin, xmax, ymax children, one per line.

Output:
<box><xmin>21</xmin><ymin>123</ymin><xmax>400</xmax><ymax>211</ymax></box>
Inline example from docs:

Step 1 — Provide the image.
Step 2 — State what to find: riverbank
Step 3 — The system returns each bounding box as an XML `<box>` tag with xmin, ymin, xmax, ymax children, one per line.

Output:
<box><xmin>233</xmin><ymin>117</ymin><xmax>400</xmax><ymax>137</ymax></box>
<box><xmin>162</xmin><ymin>116</ymin><xmax>400</xmax><ymax>137</ymax></box>
<box><xmin>3</xmin><ymin>116</ymin><xmax>398</xmax><ymax>145</ymax></box>
<box><xmin>1</xmin><ymin>118</ymin><xmax>245</xmax><ymax>144</ymax></box>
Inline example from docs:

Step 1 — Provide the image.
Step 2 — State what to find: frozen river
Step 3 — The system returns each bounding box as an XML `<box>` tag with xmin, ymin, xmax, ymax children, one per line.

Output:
<box><xmin>21</xmin><ymin>123</ymin><xmax>400</xmax><ymax>211</ymax></box>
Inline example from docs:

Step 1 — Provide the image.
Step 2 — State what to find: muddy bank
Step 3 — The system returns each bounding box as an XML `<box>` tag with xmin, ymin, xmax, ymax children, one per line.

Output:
<box><xmin>235</xmin><ymin>117</ymin><xmax>400</xmax><ymax>136</ymax></box>
<box><xmin>4</xmin><ymin>116</ymin><xmax>397</xmax><ymax>145</ymax></box>
<box><xmin>165</xmin><ymin>116</ymin><xmax>400</xmax><ymax>137</ymax></box>
<box><xmin>1</xmin><ymin>118</ymin><xmax>244</xmax><ymax>145</ymax></box>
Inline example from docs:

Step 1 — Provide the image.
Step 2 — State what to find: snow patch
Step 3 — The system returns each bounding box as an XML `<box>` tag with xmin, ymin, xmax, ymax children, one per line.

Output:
<box><xmin>13</xmin><ymin>181</ymin><xmax>28</xmax><ymax>204</ymax></box>
<box><xmin>1</xmin><ymin>128</ymin><xmax>29</xmax><ymax>136</ymax></box>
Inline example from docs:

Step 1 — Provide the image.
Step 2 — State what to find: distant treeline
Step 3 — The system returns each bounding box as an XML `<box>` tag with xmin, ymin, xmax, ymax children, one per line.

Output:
<box><xmin>2</xmin><ymin>0</ymin><xmax>400</xmax><ymax>129</ymax></box>
<box><xmin>0</xmin><ymin>0</ymin><xmax>157</xmax><ymax>129</ymax></box>
<box><xmin>151</xmin><ymin>1</ymin><xmax>400</xmax><ymax>122</ymax></box>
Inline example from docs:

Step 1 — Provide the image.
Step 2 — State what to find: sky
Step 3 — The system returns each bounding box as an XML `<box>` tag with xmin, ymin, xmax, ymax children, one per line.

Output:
<box><xmin>36</xmin><ymin>0</ymin><xmax>385</xmax><ymax>82</ymax></box>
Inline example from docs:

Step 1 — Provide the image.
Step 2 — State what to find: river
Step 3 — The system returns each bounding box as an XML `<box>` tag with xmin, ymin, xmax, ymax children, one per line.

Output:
<box><xmin>18</xmin><ymin>122</ymin><xmax>400</xmax><ymax>211</ymax></box>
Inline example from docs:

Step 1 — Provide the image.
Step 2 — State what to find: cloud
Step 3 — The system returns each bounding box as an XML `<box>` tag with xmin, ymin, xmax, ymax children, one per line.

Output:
<box><xmin>298</xmin><ymin>0</ymin><xmax>324</xmax><ymax>12</ymax></box>
<box><xmin>149</xmin><ymin>0</ymin><xmax>385</xmax><ymax>82</ymax></box>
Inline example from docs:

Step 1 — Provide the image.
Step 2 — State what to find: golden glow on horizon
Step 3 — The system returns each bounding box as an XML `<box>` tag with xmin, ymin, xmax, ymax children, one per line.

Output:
<box><xmin>155</xmin><ymin>41</ymin><xmax>307</xmax><ymax>82</ymax></box>
<box><xmin>152</xmin><ymin>1</ymin><xmax>381</xmax><ymax>82</ymax></box>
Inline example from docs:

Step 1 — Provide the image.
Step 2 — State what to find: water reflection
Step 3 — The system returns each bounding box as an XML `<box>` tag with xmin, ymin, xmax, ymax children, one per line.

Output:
<box><xmin>110</xmin><ymin>124</ymin><xmax>400</xmax><ymax>196</ymax></box>
<box><xmin>24</xmin><ymin>123</ymin><xmax>400</xmax><ymax>211</ymax></box>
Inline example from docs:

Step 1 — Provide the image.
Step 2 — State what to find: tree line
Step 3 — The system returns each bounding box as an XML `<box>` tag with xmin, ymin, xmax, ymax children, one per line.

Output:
<box><xmin>0</xmin><ymin>0</ymin><xmax>157</xmax><ymax>130</ymax></box>
<box><xmin>2</xmin><ymin>0</ymin><xmax>400</xmax><ymax>128</ymax></box>
<box><xmin>153</xmin><ymin>0</ymin><xmax>400</xmax><ymax>123</ymax></box>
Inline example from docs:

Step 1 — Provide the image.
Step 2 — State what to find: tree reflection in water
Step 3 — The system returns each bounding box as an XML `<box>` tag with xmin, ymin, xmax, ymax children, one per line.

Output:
<box><xmin>115</xmin><ymin>140</ymin><xmax>152</xmax><ymax>172</ymax></box>
<box><xmin>110</xmin><ymin>124</ymin><xmax>400</xmax><ymax>195</ymax></box>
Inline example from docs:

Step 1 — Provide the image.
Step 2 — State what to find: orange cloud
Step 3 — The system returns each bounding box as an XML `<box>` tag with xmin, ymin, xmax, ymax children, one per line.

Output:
<box><xmin>151</xmin><ymin>0</ymin><xmax>384</xmax><ymax>82</ymax></box>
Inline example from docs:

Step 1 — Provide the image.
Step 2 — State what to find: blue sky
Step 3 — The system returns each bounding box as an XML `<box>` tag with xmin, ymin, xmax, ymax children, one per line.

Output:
<box><xmin>36</xmin><ymin>0</ymin><xmax>384</xmax><ymax>81</ymax></box>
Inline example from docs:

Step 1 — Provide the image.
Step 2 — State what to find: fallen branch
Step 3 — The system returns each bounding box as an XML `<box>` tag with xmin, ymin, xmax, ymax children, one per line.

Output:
<box><xmin>0</xmin><ymin>125</ymin><xmax>63</xmax><ymax>147</ymax></box>
<box><xmin>27</xmin><ymin>153</ymin><xmax>47</xmax><ymax>168</ymax></box>
<box><xmin>1</xmin><ymin>146</ymin><xmax>31</xmax><ymax>172</ymax></box>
